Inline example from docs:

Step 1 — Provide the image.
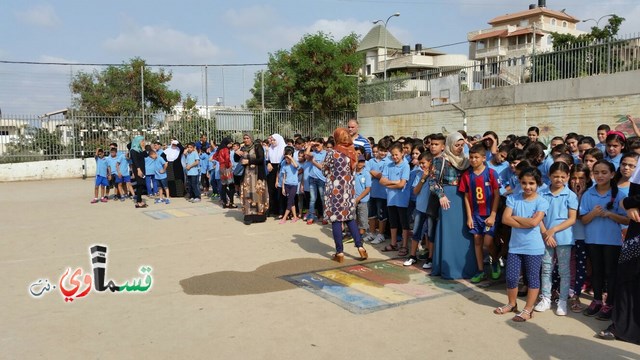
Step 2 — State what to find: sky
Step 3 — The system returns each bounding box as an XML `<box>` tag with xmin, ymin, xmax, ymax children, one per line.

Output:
<box><xmin>1</xmin><ymin>0</ymin><xmax>639</xmax><ymax>115</ymax></box>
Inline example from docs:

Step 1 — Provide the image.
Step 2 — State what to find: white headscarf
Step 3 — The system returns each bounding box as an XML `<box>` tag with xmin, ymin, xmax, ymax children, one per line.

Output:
<box><xmin>444</xmin><ymin>132</ymin><xmax>469</xmax><ymax>171</ymax></box>
<box><xmin>268</xmin><ymin>134</ymin><xmax>285</xmax><ymax>163</ymax></box>
<box><xmin>165</xmin><ymin>140</ymin><xmax>180</xmax><ymax>162</ymax></box>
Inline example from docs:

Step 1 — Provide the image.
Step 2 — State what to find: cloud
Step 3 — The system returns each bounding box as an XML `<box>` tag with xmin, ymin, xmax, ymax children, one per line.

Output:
<box><xmin>15</xmin><ymin>4</ymin><xmax>60</xmax><ymax>28</ymax></box>
<box><xmin>103</xmin><ymin>24</ymin><xmax>224</xmax><ymax>64</ymax></box>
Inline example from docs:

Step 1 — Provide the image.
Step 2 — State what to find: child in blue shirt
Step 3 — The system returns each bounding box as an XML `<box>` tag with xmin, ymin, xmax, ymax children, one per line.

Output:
<box><xmin>298</xmin><ymin>151</ymin><xmax>311</xmax><ymax>219</ymax></box>
<box><xmin>496</xmin><ymin>167</ymin><xmax>549</xmax><ymax>322</ymax></box>
<box><xmin>105</xmin><ymin>147</ymin><xmax>120</xmax><ymax>199</ymax></box>
<box><xmin>209</xmin><ymin>157</ymin><xmax>221</xmax><ymax>199</ymax></box>
<box><xmin>150</xmin><ymin>150</ymin><xmax>170</xmax><ymax>204</ymax></box>
<box><xmin>116</xmin><ymin>152</ymin><xmax>133</xmax><ymax>201</ymax></box>
<box><xmin>404</xmin><ymin>151</ymin><xmax>433</xmax><ymax>267</ymax></box>
<box><xmin>380</xmin><ymin>143</ymin><xmax>411</xmax><ymax>256</ymax></box>
<box><xmin>92</xmin><ymin>149</ymin><xmax>109</xmax><ymax>203</ymax></box>
<box><xmin>184</xmin><ymin>142</ymin><xmax>201</xmax><ymax>202</ymax></box>
<box><xmin>368</xmin><ymin>144</ymin><xmax>390</xmax><ymax>244</ymax></box>
<box><xmin>579</xmin><ymin>160</ymin><xmax>628</xmax><ymax>319</ymax></box>
<box><xmin>199</xmin><ymin>149</ymin><xmax>210</xmax><ymax>195</ymax></box>
<box><xmin>144</xmin><ymin>148</ymin><xmax>156</xmax><ymax>197</ymax></box>
<box><xmin>305</xmin><ymin>139</ymin><xmax>327</xmax><ymax>224</ymax></box>
<box><xmin>354</xmin><ymin>155</ymin><xmax>372</xmax><ymax>240</ymax></box>
<box><xmin>278</xmin><ymin>148</ymin><xmax>300</xmax><ymax>224</ymax></box>
<box><xmin>536</xmin><ymin>162</ymin><xmax>578</xmax><ymax>316</ymax></box>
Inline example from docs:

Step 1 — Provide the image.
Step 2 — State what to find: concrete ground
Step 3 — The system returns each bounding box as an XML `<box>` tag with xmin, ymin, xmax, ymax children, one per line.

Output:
<box><xmin>2</xmin><ymin>179</ymin><xmax>639</xmax><ymax>359</ymax></box>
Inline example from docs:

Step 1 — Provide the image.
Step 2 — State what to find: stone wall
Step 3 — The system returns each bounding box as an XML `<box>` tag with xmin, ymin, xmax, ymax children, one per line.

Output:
<box><xmin>358</xmin><ymin>70</ymin><xmax>640</xmax><ymax>142</ymax></box>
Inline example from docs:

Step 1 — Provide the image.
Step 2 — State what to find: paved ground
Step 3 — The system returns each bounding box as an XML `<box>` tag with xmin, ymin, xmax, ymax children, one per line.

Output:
<box><xmin>2</xmin><ymin>179</ymin><xmax>639</xmax><ymax>359</ymax></box>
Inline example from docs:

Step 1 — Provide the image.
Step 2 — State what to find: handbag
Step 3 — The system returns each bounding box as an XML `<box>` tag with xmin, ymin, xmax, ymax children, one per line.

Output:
<box><xmin>425</xmin><ymin>157</ymin><xmax>446</xmax><ymax>218</ymax></box>
<box><xmin>233</xmin><ymin>163</ymin><xmax>245</xmax><ymax>177</ymax></box>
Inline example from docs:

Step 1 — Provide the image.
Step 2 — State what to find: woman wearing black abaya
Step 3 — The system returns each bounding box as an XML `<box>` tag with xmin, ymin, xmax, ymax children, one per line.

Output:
<box><xmin>598</xmin><ymin>149</ymin><xmax>640</xmax><ymax>344</ymax></box>
<box><xmin>165</xmin><ymin>139</ymin><xmax>185</xmax><ymax>197</ymax></box>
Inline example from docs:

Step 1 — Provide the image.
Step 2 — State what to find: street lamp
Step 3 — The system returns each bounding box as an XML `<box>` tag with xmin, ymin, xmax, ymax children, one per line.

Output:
<box><xmin>373</xmin><ymin>12</ymin><xmax>400</xmax><ymax>82</ymax></box>
<box><xmin>582</xmin><ymin>14</ymin><xmax>615</xmax><ymax>28</ymax></box>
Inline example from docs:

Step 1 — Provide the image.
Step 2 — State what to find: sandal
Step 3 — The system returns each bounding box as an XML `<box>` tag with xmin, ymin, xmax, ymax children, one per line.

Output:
<box><xmin>570</xmin><ymin>296</ymin><xmax>584</xmax><ymax>313</ymax></box>
<box><xmin>512</xmin><ymin>309</ymin><xmax>532</xmax><ymax>322</ymax></box>
<box><xmin>381</xmin><ymin>244</ymin><xmax>399</xmax><ymax>252</ymax></box>
<box><xmin>398</xmin><ymin>247</ymin><xmax>409</xmax><ymax>257</ymax></box>
<box><xmin>597</xmin><ymin>325</ymin><xmax>617</xmax><ymax>341</ymax></box>
<box><xmin>135</xmin><ymin>203</ymin><xmax>148</xmax><ymax>208</ymax></box>
<box><xmin>493</xmin><ymin>303</ymin><xmax>518</xmax><ymax>315</ymax></box>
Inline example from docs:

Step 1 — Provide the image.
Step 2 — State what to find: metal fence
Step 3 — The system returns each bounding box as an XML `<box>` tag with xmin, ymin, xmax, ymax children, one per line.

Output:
<box><xmin>359</xmin><ymin>33</ymin><xmax>640</xmax><ymax>104</ymax></box>
<box><xmin>0</xmin><ymin>110</ymin><xmax>355</xmax><ymax>164</ymax></box>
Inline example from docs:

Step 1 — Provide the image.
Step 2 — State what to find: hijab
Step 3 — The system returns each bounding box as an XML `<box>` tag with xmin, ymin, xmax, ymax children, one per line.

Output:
<box><xmin>444</xmin><ymin>132</ymin><xmax>469</xmax><ymax>171</ymax></box>
<box><xmin>241</xmin><ymin>133</ymin><xmax>255</xmax><ymax>153</ymax></box>
<box><xmin>333</xmin><ymin>127</ymin><xmax>357</xmax><ymax>171</ymax></box>
<box><xmin>268</xmin><ymin>134</ymin><xmax>285</xmax><ymax>163</ymax></box>
<box><xmin>165</xmin><ymin>140</ymin><xmax>180</xmax><ymax>161</ymax></box>
<box><xmin>219</xmin><ymin>137</ymin><xmax>232</xmax><ymax>150</ymax></box>
<box><xmin>131</xmin><ymin>136</ymin><xmax>144</xmax><ymax>152</ymax></box>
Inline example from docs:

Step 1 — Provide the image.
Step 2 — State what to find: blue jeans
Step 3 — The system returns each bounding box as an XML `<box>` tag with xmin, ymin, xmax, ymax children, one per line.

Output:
<box><xmin>541</xmin><ymin>245</ymin><xmax>571</xmax><ymax>300</ymax></box>
<box><xmin>308</xmin><ymin>177</ymin><xmax>325</xmax><ymax>219</ymax></box>
<box><xmin>412</xmin><ymin>210</ymin><xmax>428</xmax><ymax>241</ymax></box>
<box><xmin>188</xmin><ymin>175</ymin><xmax>201</xmax><ymax>199</ymax></box>
<box><xmin>145</xmin><ymin>174</ymin><xmax>155</xmax><ymax>195</ymax></box>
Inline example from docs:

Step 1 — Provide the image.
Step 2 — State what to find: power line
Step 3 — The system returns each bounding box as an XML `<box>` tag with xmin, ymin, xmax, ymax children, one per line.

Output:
<box><xmin>0</xmin><ymin>60</ymin><xmax>267</xmax><ymax>67</ymax></box>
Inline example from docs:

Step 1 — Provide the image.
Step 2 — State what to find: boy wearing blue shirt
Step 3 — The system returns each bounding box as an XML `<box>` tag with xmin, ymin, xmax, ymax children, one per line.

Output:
<box><xmin>278</xmin><ymin>148</ymin><xmax>300</xmax><ymax>223</ymax></box>
<box><xmin>305</xmin><ymin>138</ymin><xmax>327</xmax><ymax>225</ymax></box>
<box><xmin>92</xmin><ymin>149</ymin><xmax>109</xmax><ymax>203</ymax></box>
<box><xmin>299</xmin><ymin>151</ymin><xmax>313</xmax><ymax>219</ymax></box>
<box><xmin>368</xmin><ymin>143</ymin><xmax>390</xmax><ymax>244</ymax></box>
<box><xmin>184</xmin><ymin>142</ymin><xmax>201</xmax><ymax>202</ymax></box>
<box><xmin>354</xmin><ymin>155</ymin><xmax>372</xmax><ymax>240</ymax></box>
<box><xmin>144</xmin><ymin>149</ymin><xmax>156</xmax><ymax>197</ymax></box>
<box><xmin>404</xmin><ymin>152</ymin><xmax>433</xmax><ymax>268</ymax></box>
<box><xmin>199</xmin><ymin>148</ymin><xmax>210</xmax><ymax>195</ymax></box>
<box><xmin>105</xmin><ymin>147</ymin><xmax>120</xmax><ymax>199</ymax></box>
<box><xmin>116</xmin><ymin>152</ymin><xmax>133</xmax><ymax>201</ymax></box>
<box><xmin>150</xmin><ymin>150</ymin><xmax>170</xmax><ymax>204</ymax></box>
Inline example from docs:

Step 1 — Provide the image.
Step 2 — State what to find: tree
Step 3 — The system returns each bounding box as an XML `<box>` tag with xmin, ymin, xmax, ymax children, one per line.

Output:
<box><xmin>531</xmin><ymin>15</ymin><xmax>626</xmax><ymax>81</ymax></box>
<box><xmin>70</xmin><ymin>57</ymin><xmax>181</xmax><ymax>115</ymax></box>
<box><xmin>247</xmin><ymin>32</ymin><xmax>361</xmax><ymax>115</ymax></box>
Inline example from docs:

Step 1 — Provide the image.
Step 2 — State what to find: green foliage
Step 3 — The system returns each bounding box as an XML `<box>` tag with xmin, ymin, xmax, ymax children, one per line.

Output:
<box><xmin>70</xmin><ymin>57</ymin><xmax>181</xmax><ymax>115</ymax></box>
<box><xmin>247</xmin><ymin>32</ymin><xmax>361</xmax><ymax>115</ymax></box>
<box><xmin>531</xmin><ymin>15</ymin><xmax>626</xmax><ymax>82</ymax></box>
<box><xmin>0</xmin><ymin>127</ymin><xmax>68</xmax><ymax>163</ymax></box>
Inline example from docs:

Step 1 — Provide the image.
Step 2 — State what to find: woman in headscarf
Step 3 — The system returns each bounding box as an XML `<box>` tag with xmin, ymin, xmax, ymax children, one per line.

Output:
<box><xmin>213</xmin><ymin>137</ymin><xmax>236</xmax><ymax>208</ymax></box>
<box><xmin>598</xmin><ymin>150</ymin><xmax>640</xmax><ymax>343</ymax></box>
<box><xmin>234</xmin><ymin>133</ymin><xmax>269</xmax><ymax>224</ymax></box>
<box><xmin>164</xmin><ymin>139</ymin><xmax>185</xmax><ymax>197</ymax></box>
<box><xmin>322</xmin><ymin>128</ymin><xmax>368</xmax><ymax>263</ymax></box>
<box><xmin>129</xmin><ymin>135</ymin><xmax>147</xmax><ymax>208</ymax></box>
<box><xmin>266</xmin><ymin>134</ymin><xmax>286</xmax><ymax>217</ymax></box>
<box><xmin>430</xmin><ymin>131</ymin><xmax>475</xmax><ymax>279</ymax></box>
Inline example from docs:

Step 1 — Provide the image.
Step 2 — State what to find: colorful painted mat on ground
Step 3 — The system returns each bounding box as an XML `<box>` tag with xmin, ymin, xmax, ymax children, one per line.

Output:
<box><xmin>143</xmin><ymin>206</ymin><xmax>225</xmax><ymax>220</ymax></box>
<box><xmin>282</xmin><ymin>259</ymin><xmax>502</xmax><ymax>314</ymax></box>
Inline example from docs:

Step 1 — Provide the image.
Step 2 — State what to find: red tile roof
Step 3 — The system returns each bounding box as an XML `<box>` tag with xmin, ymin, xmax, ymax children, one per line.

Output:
<box><xmin>470</xmin><ymin>29</ymin><xmax>508</xmax><ymax>41</ymax></box>
<box><xmin>489</xmin><ymin>8</ymin><xmax>579</xmax><ymax>25</ymax></box>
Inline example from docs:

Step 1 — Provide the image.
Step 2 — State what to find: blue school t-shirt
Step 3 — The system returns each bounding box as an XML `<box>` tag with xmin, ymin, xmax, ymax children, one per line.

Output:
<box><xmin>117</xmin><ymin>155</ymin><xmax>130</xmax><ymax>177</ymax></box>
<box><xmin>540</xmin><ymin>186</ymin><xmax>579</xmax><ymax>246</ymax></box>
<box><xmin>408</xmin><ymin>167</ymin><xmax>420</xmax><ymax>201</ymax></box>
<box><xmin>487</xmin><ymin>160</ymin><xmax>509</xmax><ymax>189</ymax></box>
<box><xmin>199</xmin><ymin>153</ymin><xmax>210</xmax><ymax>174</ymax></box>
<box><xmin>605</xmin><ymin>153</ymin><xmax>622</xmax><ymax>170</ymax></box>
<box><xmin>106</xmin><ymin>155</ymin><xmax>119</xmax><ymax>174</ymax></box>
<box><xmin>368</xmin><ymin>157</ymin><xmax>389</xmax><ymax>199</ymax></box>
<box><xmin>300</xmin><ymin>161</ymin><xmax>312</xmax><ymax>191</ymax></box>
<box><xmin>211</xmin><ymin>159</ymin><xmax>220</xmax><ymax>180</ymax></box>
<box><xmin>382</xmin><ymin>159</ymin><xmax>411</xmax><ymax>207</ymax></box>
<box><xmin>506</xmin><ymin>193</ymin><xmax>549</xmax><ymax>255</ymax></box>
<box><xmin>145</xmin><ymin>156</ymin><xmax>155</xmax><ymax>175</ymax></box>
<box><xmin>95</xmin><ymin>156</ymin><xmax>108</xmax><ymax>177</ymax></box>
<box><xmin>155</xmin><ymin>157</ymin><xmax>168</xmax><ymax>180</ymax></box>
<box><xmin>412</xmin><ymin>170</ymin><xmax>431</xmax><ymax>213</ymax></box>
<box><xmin>355</xmin><ymin>168</ymin><xmax>372</xmax><ymax>203</ymax></box>
<box><xmin>309</xmin><ymin>150</ymin><xmax>327</xmax><ymax>182</ymax></box>
<box><xmin>579</xmin><ymin>187</ymin><xmax>626</xmax><ymax>246</ymax></box>
<box><xmin>280</xmin><ymin>162</ymin><xmax>299</xmax><ymax>186</ymax></box>
<box><xmin>185</xmin><ymin>151</ymin><xmax>200</xmax><ymax>176</ymax></box>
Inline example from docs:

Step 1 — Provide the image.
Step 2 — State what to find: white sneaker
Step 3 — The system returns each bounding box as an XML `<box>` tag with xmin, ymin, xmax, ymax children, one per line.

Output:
<box><xmin>370</xmin><ymin>234</ymin><xmax>385</xmax><ymax>245</ymax></box>
<box><xmin>403</xmin><ymin>257</ymin><xmax>417</xmax><ymax>266</ymax></box>
<box><xmin>534</xmin><ymin>296</ymin><xmax>552</xmax><ymax>312</ymax></box>
<box><xmin>422</xmin><ymin>260</ymin><xmax>432</xmax><ymax>269</ymax></box>
<box><xmin>362</xmin><ymin>233</ymin><xmax>375</xmax><ymax>242</ymax></box>
<box><xmin>556</xmin><ymin>300</ymin><xmax>568</xmax><ymax>316</ymax></box>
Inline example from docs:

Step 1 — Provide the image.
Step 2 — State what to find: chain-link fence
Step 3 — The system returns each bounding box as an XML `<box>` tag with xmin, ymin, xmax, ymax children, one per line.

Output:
<box><xmin>360</xmin><ymin>33</ymin><xmax>640</xmax><ymax>104</ymax></box>
<box><xmin>0</xmin><ymin>109</ymin><xmax>355</xmax><ymax>164</ymax></box>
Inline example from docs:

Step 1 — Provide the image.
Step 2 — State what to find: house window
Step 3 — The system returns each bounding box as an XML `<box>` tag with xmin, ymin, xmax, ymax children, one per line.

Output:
<box><xmin>562</xmin><ymin>21</ymin><xmax>567</xmax><ymax>28</ymax></box>
<box><xmin>477</xmin><ymin>41</ymin><xmax>485</xmax><ymax>50</ymax></box>
<box><xmin>0</xmin><ymin>130</ymin><xmax>9</xmax><ymax>136</ymax></box>
<box><xmin>551</xmin><ymin>19</ymin><xmax>557</xmax><ymax>26</ymax></box>
<box><xmin>366</xmin><ymin>64</ymin><xmax>371</xmax><ymax>76</ymax></box>
<box><xmin>547</xmin><ymin>35</ymin><xmax>553</xmax><ymax>45</ymax></box>
<box><xmin>460</xmin><ymin>71</ymin><xmax>467</xmax><ymax>81</ymax></box>
<box><xmin>519</xmin><ymin>19</ymin><xmax>529</xmax><ymax>27</ymax></box>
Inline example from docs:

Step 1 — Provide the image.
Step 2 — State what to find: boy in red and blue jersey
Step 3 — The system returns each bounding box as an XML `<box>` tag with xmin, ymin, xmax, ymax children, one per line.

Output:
<box><xmin>459</xmin><ymin>144</ymin><xmax>501</xmax><ymax>283</ymax></box>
